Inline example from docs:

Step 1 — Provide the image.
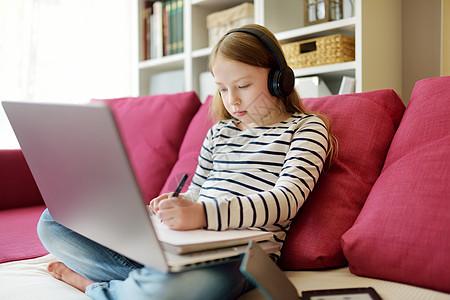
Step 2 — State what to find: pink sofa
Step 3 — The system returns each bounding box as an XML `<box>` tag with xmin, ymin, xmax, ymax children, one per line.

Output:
<box><xmin>1</xmin><ymin>77</ymin><xmax>449</xmax><ymax>298</ymax></box>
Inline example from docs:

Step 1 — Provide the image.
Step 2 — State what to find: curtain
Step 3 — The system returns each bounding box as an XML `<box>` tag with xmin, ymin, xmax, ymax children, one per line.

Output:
<box><xmin>0</xmin><ymin>0</ymin><xmax>134</xmax><ymax>148</ymax></box>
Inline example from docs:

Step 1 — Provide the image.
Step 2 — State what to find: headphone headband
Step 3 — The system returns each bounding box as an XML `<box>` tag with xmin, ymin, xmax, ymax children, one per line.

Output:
<box><xmin>226</xmin><ymin>27</ymin><xmax>288</xmax><ymax>70</ymax></box>
<box><xmin>225</xmin><ymin>27</ymin><xmax>295</xmax><ymax>98</ymax></box>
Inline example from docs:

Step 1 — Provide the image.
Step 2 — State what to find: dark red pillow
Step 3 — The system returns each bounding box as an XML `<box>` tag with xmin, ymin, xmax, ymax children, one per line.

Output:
<box><xmin>279</xmin><ymin>89</ymin><xmax>405</xmax><ymax>269</ymax></box>
<box><xmin>160</xmin><ymin>97</ymin><xmax>214</xmax><ymax>194</ymax></box>
<box><xmin>342</xmin><ymin>77</ymin><xmax>450</xmax><ymax>293</ymax></box>
<box><xmin>94</xmin><ymin>92</ymin><xmax>201</xmax><ymax>203</ymax></box>
<box><xmin>0</xmin><ymin>149</ymin><xmax>44</xmax><ymax>210</ymax></box>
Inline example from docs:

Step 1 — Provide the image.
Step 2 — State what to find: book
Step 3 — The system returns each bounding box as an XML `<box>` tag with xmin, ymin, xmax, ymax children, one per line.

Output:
<box><xmin>169</xmin><ymin>0</ymin><xmax>176</xmax><ymax>55</ymax></box>
<box><xmin>151</xmin><ymin>1</ymin><xmax>164</xmax><ymax>59</ymax></box>
<box><xmin>150</xmin><ymin>216</ymin><xmax>273</xmax><ymax>254</ymax></box>
<box><xmin>163</xmin><ymin>1</ymin><xmax>170</xmax><ymax>56</ymax></box>
<box><xmin>172</xmin><ymin>0</ymin><xmax>184</xmax><ymax>54</ymax></box>
<box><xmin>142</xmin><ymin>1</ymin><xmax>153</xmax><ymax>60</ymax></box>
<box><xmin>168</xmin><ymin>0</ymin><xmax>183</xmax><ymax>54</ymax></box>
<box><xmin>146</xmin><ymin>0</ymin><xmax>183</xmax><ymax>58</ymax></box>
<box><xmin>338</xmin><ymin>76</ymin><xmax>356</xmax><ymax>94</ymax></box>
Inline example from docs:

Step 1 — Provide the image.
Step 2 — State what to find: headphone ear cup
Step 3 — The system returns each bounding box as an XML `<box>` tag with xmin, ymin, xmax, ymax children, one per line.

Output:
<box><xmin>268</xmin><ymin>67</ymin><xmax>295</xmax><ymax>98</ymax></box>
<box><xmin>280</xmin><ymin>66</ymin><xmax>295</xmax><ymax>97</ymax></box>
<box><xmin>268</xmin><ymin>68</ymin><xmax>281</xmax><ymax>98</ymax></box>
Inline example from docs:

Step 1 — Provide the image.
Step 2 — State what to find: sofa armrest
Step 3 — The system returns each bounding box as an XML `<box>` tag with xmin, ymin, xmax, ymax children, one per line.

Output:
<box><xmin>0</xmin><ymin>149</ymin><xmax>44</xmax><ymax>210</ymax></box>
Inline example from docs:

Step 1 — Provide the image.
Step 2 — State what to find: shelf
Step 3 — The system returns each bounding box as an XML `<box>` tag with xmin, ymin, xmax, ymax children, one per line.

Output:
<box><xmin>136</xmin><ymin>0</ymin><xmax>402</xmax><ymax>98</ymax></box>
<box><xmin>293</xmin><ymin>61</ymin><xmax>356</xmax><ymax>77</ymax></box>
<box><xmin>275</xmin><ymin>17</ymin><xmax>356</xmax><ymax>42</ymax></box>
<box><xmin>294</xmin><ymin>61</ymin><xmax>356</xmax><ymax>95</ymax></box>
<box><xmin>192</xmin><ymin>0</ymin><xmax>248</xmax><ymax>9</ymax></box>
<box><xmin>138</xmin><ymin>53</ymin><xmax>185</xmax><ymax>70</ymax></box>
<box><xmin>193</xmin><ymin>47</ymin><xmax>212</xmax><ymax>58</ymax></box>
<box><xmin>191</xmin><ymin>18</ymin><xmax>357</xmax><ymax>59</ymax></box>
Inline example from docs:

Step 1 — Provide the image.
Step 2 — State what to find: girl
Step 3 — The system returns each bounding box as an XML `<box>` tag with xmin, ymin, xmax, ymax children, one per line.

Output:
<box><xmin>38</xmin><ymin>24</ymin><xmax>333</xmax><ymax>299</ymax></box>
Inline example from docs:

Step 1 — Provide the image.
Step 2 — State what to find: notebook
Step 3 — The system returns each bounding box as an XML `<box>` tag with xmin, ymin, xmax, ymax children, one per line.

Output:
<box><xmin>2</xmin><ymin>101</ymin><xmax>278</xmax><ymax>273</ymax></box>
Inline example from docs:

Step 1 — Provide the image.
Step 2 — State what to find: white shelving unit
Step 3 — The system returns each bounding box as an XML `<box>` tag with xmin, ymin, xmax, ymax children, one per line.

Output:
<box><xmin>135</xmin><ymin>0</ymin><xmax>402</xmax><ymax>99</ymax></box>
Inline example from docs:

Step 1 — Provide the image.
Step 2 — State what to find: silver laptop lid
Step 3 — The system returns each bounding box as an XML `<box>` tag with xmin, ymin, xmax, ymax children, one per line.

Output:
<box><xmin>3</xmin><ymin>101</ymin><xmax>169</xmax><ymax>273</ymax></box>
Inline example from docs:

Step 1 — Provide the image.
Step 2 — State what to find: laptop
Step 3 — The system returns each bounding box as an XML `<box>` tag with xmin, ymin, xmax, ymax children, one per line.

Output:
<box><xmin>2</xmin><ymin>101</ymin><xmax>278</xmax><ymax>274</ymax></box>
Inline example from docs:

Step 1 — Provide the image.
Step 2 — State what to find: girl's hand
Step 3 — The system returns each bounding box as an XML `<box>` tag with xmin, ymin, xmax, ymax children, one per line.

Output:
<box><xmin>156</xmin><ymin>194</ymin><xmax>206</xmax><ymax>230</ymax></box>
<box><xmin>148</xmin><ymin>193</ymin><xmax>170</xmax><ymax>214</ymax></box>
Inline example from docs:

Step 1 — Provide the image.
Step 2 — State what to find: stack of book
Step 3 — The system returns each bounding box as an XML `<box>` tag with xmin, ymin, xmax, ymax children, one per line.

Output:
<box><xmin>142</xmin><ymin>0</ymin><xmax>184</xmax><ymax>61</ymax></box>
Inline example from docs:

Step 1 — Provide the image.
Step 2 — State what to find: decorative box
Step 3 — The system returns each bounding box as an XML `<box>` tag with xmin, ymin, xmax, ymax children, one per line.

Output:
<box><xmin>206</xmin><ymin>3</ymin><xmax>254</xmax><ymax>47</ymax></box>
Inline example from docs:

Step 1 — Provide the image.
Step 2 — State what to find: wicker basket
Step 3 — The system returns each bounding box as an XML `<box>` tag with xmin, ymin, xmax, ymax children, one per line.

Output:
<box><xmin>282</xmin><ymin>34</ymin><xmax>355</xmax><ymax>69</ymax></box>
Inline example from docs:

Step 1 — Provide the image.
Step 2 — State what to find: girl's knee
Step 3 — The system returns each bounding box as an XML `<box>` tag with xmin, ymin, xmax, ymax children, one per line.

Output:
<box><xmin>37</xmin><ymin>209</ymin><xmax>50</xmax><ymax>236</ymax></box>
<box><xmin>37</xmin><ymin>209</ymin><xmax>62</xmax><ymax>245</ymax></box>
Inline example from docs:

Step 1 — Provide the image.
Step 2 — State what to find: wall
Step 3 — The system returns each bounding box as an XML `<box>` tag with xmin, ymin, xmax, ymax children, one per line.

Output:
<box><xmin>443</xmin><ymin>0</ymin><xmax>450</xmax><ymax>75</ymax></box>
<box><xmin>360</xmin><ymin>0</ymin><xmax>403</xmax><ymax>98</ymax></box>
<box><xmin>402</xmin><ymin>0</ymin><xmax>442</xmax><ymax>103</ymax></box>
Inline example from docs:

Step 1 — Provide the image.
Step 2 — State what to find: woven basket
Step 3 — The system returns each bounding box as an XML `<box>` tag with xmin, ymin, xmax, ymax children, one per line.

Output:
<box><xmin>282</xmin><ymin>34</ymin><xmax>355</xmax><ymax>69</ymax></box>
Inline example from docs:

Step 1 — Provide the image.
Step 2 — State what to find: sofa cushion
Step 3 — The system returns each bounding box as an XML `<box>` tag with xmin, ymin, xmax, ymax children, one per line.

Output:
<box><xmin>342</xmin><ymin>77</ymin><xmax>450</xmax><ymax>293</ymax></box>
<box><xmin>0</xmin><ymin>205</ymin><xmax>48</xmax><ymax>263</ymax></box>
<box><xmin>279</xmin><ymin>89</ymin><xmax>405</xmax><ymax>269</ymax></box>
<box><xmin>94</xmin><ymin>92</ymin><xmax>201</xmax><ymax>203</ymax></box>
<box><xmin>160</xmin><ymin>97</ymin><xmax>214</xmax><ymax>194</ymax></box>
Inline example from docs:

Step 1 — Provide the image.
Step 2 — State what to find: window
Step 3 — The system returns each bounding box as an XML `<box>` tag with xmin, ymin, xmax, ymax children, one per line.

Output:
<box><xmin>0</xmin><ymin>0</ymin><xmax>134</xmax><ymax>148</ymax></box>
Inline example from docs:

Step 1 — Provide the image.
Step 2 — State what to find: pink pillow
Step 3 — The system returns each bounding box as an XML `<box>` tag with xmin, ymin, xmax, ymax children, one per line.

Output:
<box><xmin>94</xmin><ymin>92</ymin><xmax>201</xmax><ymax>203</ymax></box>
<box><xmin>160</xmin><ymin>97</ymin><xmax>214</xmax><ymax>194</ymax></box>
<box><xmin>279</xmin><ymin>89</ymin><xmax>405</xmax><ymax>269</ymax></box>
<box><xmin>342</xmin><ymin>77</ymin><xmax>450</xmax><ymax>293</ymax></box>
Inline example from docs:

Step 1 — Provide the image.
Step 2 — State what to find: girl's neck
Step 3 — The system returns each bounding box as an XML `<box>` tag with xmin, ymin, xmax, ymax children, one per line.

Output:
<box><xmin>235</xmin><ymin>111</ymin><xmax>292</xmax><ymax>130</ymax></box>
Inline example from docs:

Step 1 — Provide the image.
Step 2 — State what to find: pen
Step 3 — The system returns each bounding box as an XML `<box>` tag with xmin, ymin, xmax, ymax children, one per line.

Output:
<box><xmin>173</xmin><ymin>173</ymin><xmax>188</xmax><ymax>197</ymax></box>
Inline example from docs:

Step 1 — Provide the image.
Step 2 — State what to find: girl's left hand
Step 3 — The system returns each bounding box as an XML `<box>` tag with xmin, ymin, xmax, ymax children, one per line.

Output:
<box><xmin>156</xmin><ymin>194</ymin><xmax>206</xmax><ymax>230</ymax></box>
<box><xmin>148</xmin><ymin>193</ymin><xmax>170</xmax><ymax>214</ymax></box>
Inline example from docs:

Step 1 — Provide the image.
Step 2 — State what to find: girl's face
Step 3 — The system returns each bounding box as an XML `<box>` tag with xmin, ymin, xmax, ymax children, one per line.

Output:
<box><xmin>212</xmin><ymin>55</ymin><xmax>287</xmax><ymax>128</ymax></box>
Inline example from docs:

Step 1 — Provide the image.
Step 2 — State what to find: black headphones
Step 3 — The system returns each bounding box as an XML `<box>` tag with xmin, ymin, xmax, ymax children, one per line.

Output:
<box><xmin>226</xmin><ymin>27</ymin><xmax>295</xmax><ymax>98</ymax></box>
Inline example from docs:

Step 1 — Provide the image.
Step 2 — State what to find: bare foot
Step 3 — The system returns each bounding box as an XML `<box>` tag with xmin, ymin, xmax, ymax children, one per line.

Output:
<box><xmin>47</xmin><ymin>261</ymin><xmax>94</xmax><ymax>292</ymax></box>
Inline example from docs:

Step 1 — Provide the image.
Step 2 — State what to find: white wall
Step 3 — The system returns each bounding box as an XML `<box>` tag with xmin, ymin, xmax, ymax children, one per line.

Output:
<box><xmin>0</xmin><ymin>0</ymin><xmax>135</xmax><ymax>149</ymax></box>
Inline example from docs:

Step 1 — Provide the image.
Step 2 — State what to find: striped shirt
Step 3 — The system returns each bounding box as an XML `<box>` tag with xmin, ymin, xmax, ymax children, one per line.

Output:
<box><xmin>183</xmin><ymin>112</ymin><xmax>329</xmax><ymax>253</ymax></box>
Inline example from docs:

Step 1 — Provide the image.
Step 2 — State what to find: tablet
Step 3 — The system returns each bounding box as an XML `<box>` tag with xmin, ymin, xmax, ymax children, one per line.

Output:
<box><xmin>302</xmin><ymin>287</ymin><xmax>382</xmax><ymax>300</ymax></box>
<box><xmin>240</xmin><ymin>241</ymin><xmax>299</xmax><ymax>300</ymax></box>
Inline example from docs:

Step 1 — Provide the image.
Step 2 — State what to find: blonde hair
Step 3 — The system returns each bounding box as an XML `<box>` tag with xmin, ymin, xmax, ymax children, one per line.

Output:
<box><xmin>208</xmin><ymin>24</ymin><xmax>337</xmax><ymax>163</ymax></box>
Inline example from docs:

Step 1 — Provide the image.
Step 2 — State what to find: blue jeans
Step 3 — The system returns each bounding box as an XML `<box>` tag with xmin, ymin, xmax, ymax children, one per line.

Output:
<box><xmin>37</xmin><ymin>209</ymin><xmax>253</xmax><ymax>300</ymax></box>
